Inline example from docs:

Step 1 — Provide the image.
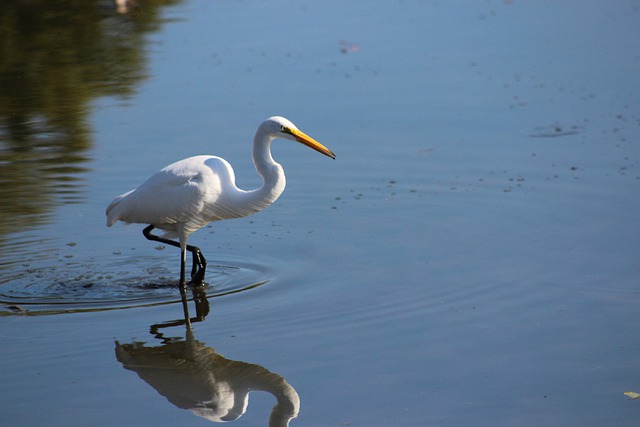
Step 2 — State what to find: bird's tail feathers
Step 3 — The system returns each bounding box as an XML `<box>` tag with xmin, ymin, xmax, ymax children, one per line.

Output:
<box><xmin>105</xmin><ymin>190</ymin><xmax>134</xmax><ymax>227</ymax></box>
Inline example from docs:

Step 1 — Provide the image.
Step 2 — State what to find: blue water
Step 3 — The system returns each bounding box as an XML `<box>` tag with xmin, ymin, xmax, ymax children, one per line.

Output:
<box><xmin>1</xmin><ymin>1</ymin><xmax>640</xmax><ymax>425</ymax></box>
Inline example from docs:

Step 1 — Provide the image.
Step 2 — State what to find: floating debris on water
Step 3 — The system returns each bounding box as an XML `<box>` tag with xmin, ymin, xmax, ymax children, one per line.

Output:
<box><xmin>339</xmin><ymin>40</ymin><xmax>360</xmax><ymax>54</ymax></box>
<box><xmin>527</xmin><ymin>124</ymin><xmax>583</xmax><ymax>138</ymax></box>
<box><xmin>624</xmin><ymin>391</ymin><xmax>640</xmax><ymax>400</ymax></box>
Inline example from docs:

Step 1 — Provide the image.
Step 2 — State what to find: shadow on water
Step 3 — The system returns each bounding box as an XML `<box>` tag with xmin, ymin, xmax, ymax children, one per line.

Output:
<box><xmin>115</xmin><ymin>291</ymin><xmax>300</xmax><ymax>426</ymax></box>
<box><xmin>0</xmin><ymin>0</ymin><xmax>181</xmax><ymax>237</ymax></box>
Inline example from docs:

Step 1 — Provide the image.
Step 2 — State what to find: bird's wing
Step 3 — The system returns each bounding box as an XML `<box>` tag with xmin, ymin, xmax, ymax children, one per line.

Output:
<box><xmin>109</xmin><ymin>156</ymin><xmax>226</xmax><ymax>233</ymax></box>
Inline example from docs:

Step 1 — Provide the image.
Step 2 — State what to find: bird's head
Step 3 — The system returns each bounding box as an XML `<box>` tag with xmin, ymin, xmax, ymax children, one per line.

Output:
<box><xmin>264</xmin><ymin>116</ymin><xmax>336</xmax><ymax>160</ymax></box>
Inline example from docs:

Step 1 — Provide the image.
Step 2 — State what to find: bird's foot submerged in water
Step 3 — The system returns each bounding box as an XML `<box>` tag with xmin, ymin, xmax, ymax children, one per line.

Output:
<box><xmin>191</xmin><ymin>282</ymin><xmax>210</xmax><ymax>320</ymax></box>
<box><xmin>179</xmin><ymin>273</ymin><xmax>205</xmax><ymax>289</ymax></box>
<box><xmin>177</xmin><ymin>281</ymin><xmax>210</xmax><ymax>322</ymax></box>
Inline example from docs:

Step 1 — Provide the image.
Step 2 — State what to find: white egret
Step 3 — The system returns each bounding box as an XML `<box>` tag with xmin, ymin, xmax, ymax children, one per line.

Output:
<box><xmin>106</xmin><ymin>116</ymin><xmax>335</xmax><ymax>287</ymax></box>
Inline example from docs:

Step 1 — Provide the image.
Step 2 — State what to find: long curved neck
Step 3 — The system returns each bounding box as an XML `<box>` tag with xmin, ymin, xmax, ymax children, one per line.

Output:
<box><xmin>240</xmin><ymin>131</ymin><xmax>286</xmax><ymax>214</ymax></box>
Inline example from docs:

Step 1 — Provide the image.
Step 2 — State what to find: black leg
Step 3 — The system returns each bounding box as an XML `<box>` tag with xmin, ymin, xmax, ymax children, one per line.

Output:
<box><xmin>179</xmin><ymin>248</ymin><xmax>187</xmax><ymax>288</ymax></box>
<box><xmin>143</xmin><ymin>225</ymin><xmax>207</xmax><ymax>286</ymax></box>
<box><xmin>190</xmin><ymin>249</ymin><xmax>207</xmax><ymax>284</ymax></box>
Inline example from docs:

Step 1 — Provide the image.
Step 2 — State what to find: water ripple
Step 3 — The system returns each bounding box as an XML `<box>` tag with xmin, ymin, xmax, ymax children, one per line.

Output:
<box><xmin>0</xmin><ymin>256</ymin><xmax>270</xmax><ymax>316</ymax></box>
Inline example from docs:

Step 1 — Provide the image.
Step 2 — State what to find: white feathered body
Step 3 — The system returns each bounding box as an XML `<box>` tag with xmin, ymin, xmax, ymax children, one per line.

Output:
<box><xmin>106</xmin><ymin>154</ymin><xmax>286</xmax><ymax>241</ymax></box>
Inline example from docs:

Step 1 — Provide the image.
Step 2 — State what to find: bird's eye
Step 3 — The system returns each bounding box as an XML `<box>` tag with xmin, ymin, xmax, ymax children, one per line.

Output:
<box><xmin>280</xmin><ymin>126</ymin><xmax>287</xmax><ymax>132</ymax></box>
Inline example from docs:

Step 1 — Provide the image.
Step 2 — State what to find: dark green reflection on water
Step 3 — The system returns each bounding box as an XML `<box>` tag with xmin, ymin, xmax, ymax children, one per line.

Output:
<box><xmin>0</xmin><ymin>0</ymin><xmax>180</xmax><ymax>234</ymax></box>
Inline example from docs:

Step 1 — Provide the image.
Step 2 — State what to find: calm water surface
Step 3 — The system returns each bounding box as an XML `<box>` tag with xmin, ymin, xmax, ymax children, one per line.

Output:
<box><xmin>2</xmin><ymin>1</ymin><xmax>640</xmax><ymax>426</ymax></box>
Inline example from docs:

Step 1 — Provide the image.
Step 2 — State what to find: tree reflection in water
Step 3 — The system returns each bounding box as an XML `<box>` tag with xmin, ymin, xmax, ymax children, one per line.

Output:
<box><xmin>0</xmin><ymin>0</ymin><xmax>180</xmax><ymax>235</ymax></box>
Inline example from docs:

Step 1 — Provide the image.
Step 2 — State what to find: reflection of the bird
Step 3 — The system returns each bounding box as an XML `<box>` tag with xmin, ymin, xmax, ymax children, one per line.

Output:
<box><xmin>115</xmin><ymin>289</ymin><xmax>300</xmax><ymax>426</ymax></box>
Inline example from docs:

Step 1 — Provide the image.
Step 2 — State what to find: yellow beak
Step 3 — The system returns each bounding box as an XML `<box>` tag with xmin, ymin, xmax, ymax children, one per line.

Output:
<box><xmin>289</xmin><ymin>128</ymin><xmax>336</xmax><ymax>160</ymax></box>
